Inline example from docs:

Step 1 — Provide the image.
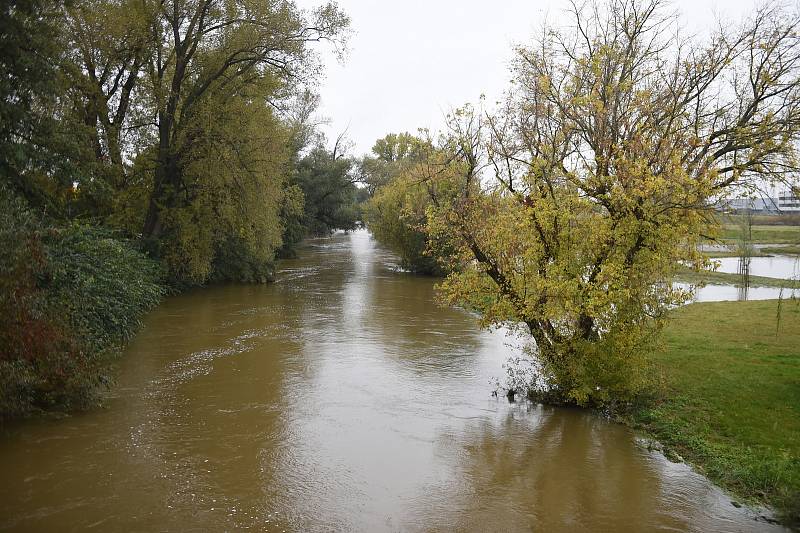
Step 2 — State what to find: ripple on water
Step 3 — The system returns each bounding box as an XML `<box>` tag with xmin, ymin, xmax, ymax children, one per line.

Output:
<box><xmin>0</xmin><ymin>230</ymin><xmax>791</xmax><ymax>532</ymax></box>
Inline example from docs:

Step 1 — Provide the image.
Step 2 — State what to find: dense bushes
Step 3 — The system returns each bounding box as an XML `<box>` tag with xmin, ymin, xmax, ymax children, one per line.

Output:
<box><xmin>0</xmin><ymin>189</ymin><xmax>165</xmax><ymax>419</ymax></box>
<box><xmin>43</xmin><ymin>225</ymin><xmax>166</xmax><ymax>351</ymax></box>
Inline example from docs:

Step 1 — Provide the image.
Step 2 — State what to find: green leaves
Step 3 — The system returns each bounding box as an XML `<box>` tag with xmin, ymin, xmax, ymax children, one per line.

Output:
<box><xmin>365</xmin><ymin>171</ymin><xmax>444</xmax><ymax>275</ymax></box>
<box><xmin>0</xmin><ymin>188</ymin><xmax>165</xmax><ymax>418</ymax></box>
<box><xmin>292</xmin><ymin>144</ymin><xmax>360</xmax><ymax>237</ymax></box>
<box><xmin>43</xmin><ymin>225</ymin><xmax>165</xmax><ymax>352</ymax></box>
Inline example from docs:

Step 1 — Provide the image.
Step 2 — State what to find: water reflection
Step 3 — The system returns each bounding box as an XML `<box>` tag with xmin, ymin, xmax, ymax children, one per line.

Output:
<box><xmin>0</xmin><ymin>230</ymin><xmax>787</xmax><ymax>532</ymax></box>
<box><xmin>426</xmin><ymin>406</ymin><xmax>758</xmax><ymax>532</ymax></box>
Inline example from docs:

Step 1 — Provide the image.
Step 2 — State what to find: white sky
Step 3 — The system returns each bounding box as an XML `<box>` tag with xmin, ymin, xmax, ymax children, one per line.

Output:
<box><xmin>297</xmin><ymin>0</ymin><xmax>765</xmax><ymax>156</ymax></box>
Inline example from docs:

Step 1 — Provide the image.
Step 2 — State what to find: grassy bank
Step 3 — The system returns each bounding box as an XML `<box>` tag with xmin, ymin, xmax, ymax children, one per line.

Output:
<box><xmin>634</xmin><ymin>300</ymin><xmax>800</xmax><ymax>525</ymax></box>
<box><xmin>719</xmin><ymin>224</ymin><xmax>800</xmax><ymax>244</ymax></box>
<box><xmin>761</xmin><ymin>245</ymin><xmax>800</xmax><ymax>256</ymax></box>
<box><xmin>701</xmin><ymin>247</ymin><xmax>800</xmax><ymax>258</ymax></box>
<box><xmin>702</xmin><ymin>250</ymin><xmax>774</xmax><ymax>258</ymax></box>
<box><xmin>675</xmin><ymin>268</ymin><xmax>799</xmax><ymax>288</ymax></box>
<box><xmin>724</xmin><ymin>214</ymin><xmax>800</xmax><ymax>227</ymax></box>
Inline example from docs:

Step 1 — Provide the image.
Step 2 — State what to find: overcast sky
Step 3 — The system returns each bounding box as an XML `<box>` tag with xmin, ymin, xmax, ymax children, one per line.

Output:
<box><xmin>296</xmin><ymin>0</ymin><xmax>764</xmax><ymax>156</ymax></box>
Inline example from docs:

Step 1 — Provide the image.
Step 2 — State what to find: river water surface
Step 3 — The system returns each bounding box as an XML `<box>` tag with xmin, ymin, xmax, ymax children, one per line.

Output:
<box><xmin>0</xmin><ymin>231</ymin><xmax>787</xmax><ymax>532</ymax></box>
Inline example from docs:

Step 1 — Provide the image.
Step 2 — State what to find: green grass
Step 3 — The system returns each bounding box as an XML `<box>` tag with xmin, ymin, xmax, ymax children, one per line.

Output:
<box><xmin>701</xmin><ymin>250</ymin><xmax>774</xmax><ymax>258</ymax></box>
<box><xmin>719</xmin><ymin>224</ymin><xmax>800</xmax><ymax>244</ymax></box>
<box><xmin>700</xmin><ymin>246</ymin><xmax>799</xmax><ymax>258</ymax></box>
<box><xmin>734</xmin><ymin>214</ymin><xmax>800</xmax><ymax>227</ymax></box>
<box><xmin>761</xmin><ymin>245</ymin><xmax>800</xmax><ymax>256</ymax></box>
<box><xmin>634</xmin><ymin>300</ymin><xmax>800</xmax><ymax>525</ymax></box>
<box><xmin>675</xmin><ymin>267</ymin><xmax>799</xmax><ymax>288</ymax></box>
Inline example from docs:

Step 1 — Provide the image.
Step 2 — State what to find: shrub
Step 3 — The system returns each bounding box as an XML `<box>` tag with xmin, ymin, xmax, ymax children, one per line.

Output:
<box><xmin>0</xmin><ymin>188</ymin><xmax>165</xmax><ymax>419</ymax></box>
<box><xmin>43</xmin><ymin>225</ymin><xmax>166</xmax><ymax>352</ymax></box>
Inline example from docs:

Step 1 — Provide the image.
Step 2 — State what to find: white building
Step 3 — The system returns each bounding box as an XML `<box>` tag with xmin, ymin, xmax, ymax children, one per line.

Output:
<box><xmin>716</xmin><ymin>188</ymin><xmax>800</xmax><ymax>214</ymax></box>
<box><xmin>777</xmin><ymin>189</ymin><xmax>800</xmax><ymax>212</ymax></box>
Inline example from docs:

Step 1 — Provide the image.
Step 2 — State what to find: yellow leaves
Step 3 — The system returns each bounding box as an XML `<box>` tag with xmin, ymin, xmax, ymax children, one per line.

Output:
<box><xmin>536</xmin><ymin>74</ymin><xmax>551</xmax><ymax>92</ymax></box>
<box><xmin>426</xmin><ymin>119</ymin><xmax>714</xmax><ymax>401</ymax></box>
<box><xmin>418</xmin><ymin>0</ymin><xmax>800</xmax><ymax>406</ymax></box>
<box><xmin>156</xmin><ymin>82</ymin><xmax>290</xmax><ymax>284</ymax></box>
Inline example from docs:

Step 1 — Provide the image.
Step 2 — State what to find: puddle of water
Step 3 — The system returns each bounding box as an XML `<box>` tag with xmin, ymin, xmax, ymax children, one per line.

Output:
<box><xmin>712</xmin><ymin>256</ymin><xmax>800</xmax><ymax>280</ymax></box>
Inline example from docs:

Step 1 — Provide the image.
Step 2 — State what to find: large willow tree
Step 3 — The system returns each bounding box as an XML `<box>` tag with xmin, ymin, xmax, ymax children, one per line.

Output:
<box><xmin>424</xmin><ymin>0</ymin><xmax>800</xmax><ymax>406</ymax></box>
<box><xmin>140</xmin><ymin>0</ymin><xmax>348</xmax><ymax>239</ymax></box>
<box><xmin>56</xmin><ymin>0</ymin><xmax>350</xmax><ymax>283</ymax></box>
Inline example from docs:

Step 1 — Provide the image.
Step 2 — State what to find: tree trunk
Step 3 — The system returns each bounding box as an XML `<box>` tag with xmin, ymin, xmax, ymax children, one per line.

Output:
<box><xmin>142</xmin><ymin>113</ymin><xmax>174</xmax><ymax>239</ymax></box>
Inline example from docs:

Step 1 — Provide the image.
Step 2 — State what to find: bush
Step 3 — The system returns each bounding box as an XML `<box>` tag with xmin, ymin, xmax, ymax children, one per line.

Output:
<box><xmin>210</xmin><ymin>233</ymin><xmax>276</xmax><ymax>284</ymax></box>
<box><xmin>0</xmin><ymin>188</ymin><xmax>165</xmax><ymax>419</ymax></box>
<box><xmin>43</xmin><ymin>225</ymin><xmax>166</xmax><ymax>352</ymax></box>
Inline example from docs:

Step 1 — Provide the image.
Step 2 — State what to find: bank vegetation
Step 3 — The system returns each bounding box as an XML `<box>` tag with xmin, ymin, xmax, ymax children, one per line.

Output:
<box><xmin>1</xmin><ymin>0</ymin><xmax>362</xmax><ymax>418</ymax></box>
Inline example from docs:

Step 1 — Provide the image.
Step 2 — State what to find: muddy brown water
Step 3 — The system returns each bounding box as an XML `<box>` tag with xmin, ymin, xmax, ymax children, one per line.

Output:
<box><xmin>0</xmin><ymin>230</ymin><xmax>788</xmax><ymax>532</ymax></box>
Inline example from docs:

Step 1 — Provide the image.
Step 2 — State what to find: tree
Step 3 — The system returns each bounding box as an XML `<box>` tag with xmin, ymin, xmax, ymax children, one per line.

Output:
<box><xmin>140</xmin><ymin>0</ymin><xmax>349</xmax><ymax>242</ymax></box>
<box><xmin>3</xmin><ymin>0</ymin><xmax>351</xmax><ymax>285</ymax></box>
<box><xmin>155</xmin><ymin>76</ymin><xmax>294</xmax><ymax>284</ymax></box>
<box><xmin>423</xmin><ymin>0</ymin><xmax>800</xmax><ymax>406</ymax></box>
<box><xmin>365</xmin><ymin>174</ymin><xmax>439</xmax><ymax>273</ymax></box>
<box><xmin>293</xmin><ymin>134</ymin><xmax>359</xmax><ymax>237</ymax></box>
<box><xmin>358</xmin><ymin>132</ymin><xmax>427</xmax><ymax>195</ymax></box>
<box><xmin>0</xmin><ymin>0</ymin><xmax>73</xmax><ymax>211</ymax></box>
<box><xmin>63</xmin><ymin>0</ymin><xmax>152</xmax><ymax>208</ymax></box>
<box><xmin>361</xmin><ymin>133</ymin><xmax>450</xmax><ymax>274</ymax></box>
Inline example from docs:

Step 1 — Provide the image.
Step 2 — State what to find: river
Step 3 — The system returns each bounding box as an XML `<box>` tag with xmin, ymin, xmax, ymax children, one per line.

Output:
<box><xmin>0</xmin><ymin>230</ymin><xmax>787</xmax><ymax>532</ymax></box>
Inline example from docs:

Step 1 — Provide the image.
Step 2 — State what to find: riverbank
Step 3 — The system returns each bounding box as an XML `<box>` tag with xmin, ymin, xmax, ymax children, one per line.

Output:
<box><xmin>0</xmin><ymin>191</ymin><xmax>166</xmax><ymax>420</ymax></box>
<box><xmin>632</xmin><ymin>299</ymin><xmax>800</xmax><ymax>525</ymax></box>
<box><xmin>675</xmin><ymin>268</ymin><xmax>799</xmax><ymax>288</ymax></box>
<box><xmin>718</xmin><ymin>223</ymin><xmax>800</xmax><ymax>245</ymax></box>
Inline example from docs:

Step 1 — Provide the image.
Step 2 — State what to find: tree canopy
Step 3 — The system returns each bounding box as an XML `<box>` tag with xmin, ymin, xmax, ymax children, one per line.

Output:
<box><xmin>2</xmin><ymin>0</ymin><xmax>352</xmax><ymax>285</ymax></box>
<box><xmin>407</xmin><ymin>0</ymin><xmax>800</xmax><ymax>406</ymax></box>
